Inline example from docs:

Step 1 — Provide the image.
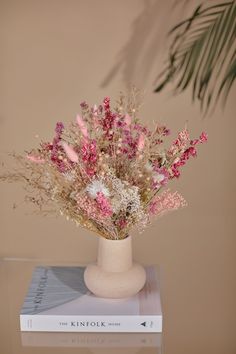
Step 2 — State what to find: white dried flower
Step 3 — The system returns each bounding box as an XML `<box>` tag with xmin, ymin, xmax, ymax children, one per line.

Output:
<box><xmin>108</xmin><ymin>173</ymin><xmax>141</xmax><ymax>214</ymax></box>
<box><xmin>153</xmin><ymin>172</ymin><xmax>165</xmax><ymax>183</ymax></box>
<box><xmin>124</xmin><ymin>186</ymin><xmax>141</xmax><ymax>213</ymax></box>
<box><xmin>86</xmin><ymin>179</ymin><xmax>110</xmax><ymax>199</ymax></box>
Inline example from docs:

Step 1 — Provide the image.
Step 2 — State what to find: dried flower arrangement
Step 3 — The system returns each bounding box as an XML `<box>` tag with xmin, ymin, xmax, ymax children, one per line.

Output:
<box><xmin>0</xmin><ymin>90</ymin><xmax>207</xmax><ymax>240</ymax></box>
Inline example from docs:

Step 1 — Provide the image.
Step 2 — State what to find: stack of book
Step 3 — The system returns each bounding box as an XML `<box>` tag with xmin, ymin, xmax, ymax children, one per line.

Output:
<box><xmin>20</xmin><ymin>265</ymin><xmax>162</xmax><ymax>333</ymax></box>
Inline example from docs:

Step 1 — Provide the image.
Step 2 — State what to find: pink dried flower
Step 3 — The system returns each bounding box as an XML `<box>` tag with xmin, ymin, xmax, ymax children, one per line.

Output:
<box><xmin>155</xmin><ymin>125</ymin><xmax>170</xmax><ymax>136</ymax></box>
<box><xmin>62</xmin><ymin>142</ymin><xmax>78</xmax><ymax>163</ymax></box>
<box><xmin>26</xmin><ymin>155</ymin><xmax>45</xmax><ymax>163</ymax></box>
<box><xmin>137</xmin><ymin>133</ymin><xmax>145</xmax><ymax>151</ymax></box>
<box><xmin>152</xmin><ymin>167</ymin><xmax>169</xmax><ymax>188</ymax></box>
<box><xmin>199</xmin><ymin>131</ymin><xmax>208</xmax><ymax>143</ymax></box>
<box><xmin>81</xmin><ymin>139</ymin><xmax>97</xmax><ymax>176</ymax></box>
<box><xmin>190</xmin><ymin>138</ymin><xmax>199</xmax><ymax>146</ymax></box>
<box><xmin>191</xmin><ymin>132</ymin><xmax>208</xmax><ymax>146</ymax></box>
<box><xmin>76</xmin><ymin>194</ymin><xmax>104</xmax><ymax>221</ymax></box>
<box><xmin>170</xmin><ymin>146</ymin><xmax>197</xmax><ymax>178</ymax></box>
<box><xmin>40</xmin><ymin>142</ymin><xmax>53</xmax><ymax>151</ymax></box>
<box><xmin>49</xmin><ymin>122</ymin><xmax>69</xmax><ymax>172</ymax></box>
<box><xmin>92</xmin><ymin>104</ymin><xmax>98</xmax><ymax>114</ymax></box>
<box><xmin>171</xmin><ymin>166</ymin><xmax>181</xmax><ymax>178</ymax></box>
<box><xmin>102</xmin><ymin>97</ymin><xmax>116</xmax><ymax>138</ymax></box>
<box><xmin>116</xmin><ymin>218</ymin><xmax>127</xmax><ymax>229</ymax></box>
<box><xmin>55</xmin><ymin>122</ymin><xmax>64</xmax><ymax>135</ymax></box>
<box><xmin>116</xmin><ymin>119</ymin><xmax>126</xmax><ymax>129</ymax></box>
<box><xmin>148</xmin><ymin>189</ymin><xmax>187</xmax><ymax>216</ymax></box>
<box><xmin>169</xmin><ymin>128</ymin><xmax>190</xmax><ymax>156</ymax></box>
<box><xmin>98</xmin><ymin>104</ymin><xmax>103</xmax><ymax>114</ymax></box>
<box><xmin>103</xmin><ymin>96</ymin><xmax>110</xmax><ymax>111</ymax></box>
<box><xmin>81</xmin><ymin>140</ymin><xmax>97</xmax><ymax>164</ymax></box>
<box><xmin>96</xmin><ymin>192</ymin><xmax>113</xmax><ymax>217</ymax></box>
<box><xmin>185</xmin><ymin>146</ymin><xmax>197</xmax><ymax>158</ymax></box>
<box><xmin>133</xmin><ymin>124</ymin><xmax>151</xmax><ymax>136</ymax></box>
<box><xmin>80</xmin><ymin>101</ymin><xmax>88</xmax><ymax>109</ymax></box>
<box><xmin>124</xmin><ymin>114</ymin><xmax>131</xmax><ymax>128</ymax></box>
<box><xmin>86</xmin><ymin>167</ymin><xmax>96</xmax><ymax>177</ymax></box>
<box><xmin>120</xmin><ymin>130</ymin><xmax>137</xmax><ymax>158</ymax></box>
<box><xmin>169</xmin><ymin>130</ymin><xmax>207</xmax><ymax>179</ymax></box>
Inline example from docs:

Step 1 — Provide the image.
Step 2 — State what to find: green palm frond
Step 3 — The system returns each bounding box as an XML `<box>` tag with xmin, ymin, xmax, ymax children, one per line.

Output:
<box><xmin>155</xmin><ymin>1</ymin><xmax>236</xmax><ymax>113</ymax></box>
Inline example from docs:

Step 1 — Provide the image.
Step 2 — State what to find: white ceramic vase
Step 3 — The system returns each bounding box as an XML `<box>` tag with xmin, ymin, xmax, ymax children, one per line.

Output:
<box><xmin>84</xmin><ymin>235</ymin><xmax>146</xmax><ymax>299</ymax></box>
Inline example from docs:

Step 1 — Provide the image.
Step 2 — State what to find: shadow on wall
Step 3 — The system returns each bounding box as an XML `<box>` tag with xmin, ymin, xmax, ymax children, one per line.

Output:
<box><xmin>101</xmin><ymin>0</ymin><xmax>196</xmax><ymax>89</ymax></box>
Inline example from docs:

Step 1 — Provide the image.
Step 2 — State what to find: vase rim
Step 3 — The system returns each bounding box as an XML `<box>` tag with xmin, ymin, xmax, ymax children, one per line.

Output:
<box><xmin>101</xmin><ymin>234</ymin><xmax>130</xmax><ymax>242</ymax></box>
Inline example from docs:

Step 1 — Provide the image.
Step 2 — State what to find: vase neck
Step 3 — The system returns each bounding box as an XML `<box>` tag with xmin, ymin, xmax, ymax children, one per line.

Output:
<box><xmin>97</xmin><ymin>236</ymin><xmax>133</xmax><ymax>272</ymax></box>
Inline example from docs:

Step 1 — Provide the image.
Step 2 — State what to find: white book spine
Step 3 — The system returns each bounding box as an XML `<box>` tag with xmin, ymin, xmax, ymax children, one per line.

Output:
<box><xmin>20</xmin><ymin>315</ymin><xmax>162</xmax><ymax>333</ymax></box>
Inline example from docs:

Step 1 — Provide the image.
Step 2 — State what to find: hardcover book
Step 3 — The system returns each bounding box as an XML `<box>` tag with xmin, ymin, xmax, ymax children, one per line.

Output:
<box><xmin>20</xmin><ymin>266</ymin><xmax>162</xmax><ymax>333</ymax></box>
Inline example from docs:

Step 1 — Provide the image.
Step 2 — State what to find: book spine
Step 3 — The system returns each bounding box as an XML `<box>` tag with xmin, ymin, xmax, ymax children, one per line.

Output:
<box><xmin>20</xmin><ymin>315</ymin><xmax>162</xmax><ymax>333</ymax></box>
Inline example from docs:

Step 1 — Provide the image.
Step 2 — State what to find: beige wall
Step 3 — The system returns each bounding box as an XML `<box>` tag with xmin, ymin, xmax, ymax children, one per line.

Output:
<box><xmin>1</xmin><ymin>0</ymin><xmax>235</xmax><ymax>261</ymax></box>
<box><xmin>0</xmin><ymin>1</ymin><xmax>236</xmax><ymax>350</ymax></box>
<box><xmin>1</xmin><ymin>0</ymin><xmax>235</xmax><ymax>254</ymax></box>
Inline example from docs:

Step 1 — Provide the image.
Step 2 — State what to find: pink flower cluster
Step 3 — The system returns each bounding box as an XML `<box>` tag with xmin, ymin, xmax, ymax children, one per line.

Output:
<box><xmin>170</xmin><ymin>131</ymin><xmax>208</xmax><ymax>178</ymax></box>
<box><xmin>168</xmin><ymin>128</ymin><xmax>190</xmax><ymax>156</ymax></box>
<box><xmin>43</xmin><ymin>122</ymin><xmax>71</xmax><ymax>173</ymax></box>
<box><xmin>76</xmin><ymin>194</ymin><xmax>105</xmax><ymax>222</ymax></box>
<box><xmin>148</xmin><ymin>189</ymin><xmax>187</xmax><ymax>216</ymax></box>
<box><xmin>81</xmin><ymin>140</ymin><xmax>97</xmax><ymax>176</ymax></box>
<box><xmin>115</xmin><ymin>218</ymin><xmax>127</xmax><ymax>229</ymax></box>
<box><xmin>102</xmin><ymin>97</ymin><xmax>116</xmax><ymax>139</ymax></box>
<box><xmin>96</xmin><ymin>192</ymin><xmax>113</xmax><ymax>217</ymax></box>
<box><xmin>152</xmin><ymin>167</ymin><xmax>169</xmax><ymax>189</ymax></box>
<box><xmin>76</xmin><ymin>191</ymin><xmax>112</xmax><ymax>221</ymax></box>
<box><xmin>23</xmin><ymin>92</ymin><xmax>208</xmax><ymax>238</ymax></box>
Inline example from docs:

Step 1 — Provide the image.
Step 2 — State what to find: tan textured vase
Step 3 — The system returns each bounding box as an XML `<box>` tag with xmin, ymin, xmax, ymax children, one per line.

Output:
<box><xmin>84</xmin><ymin>235</ymin><xmax>146</xmax><ymax>298</ymax></box>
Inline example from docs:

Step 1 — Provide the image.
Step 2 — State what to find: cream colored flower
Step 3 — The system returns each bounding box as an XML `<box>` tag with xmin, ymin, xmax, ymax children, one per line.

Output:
<box><xmin>86</xmin><ymin>179</ymin><xmax>110</xmax><ymax>199</ymax></box>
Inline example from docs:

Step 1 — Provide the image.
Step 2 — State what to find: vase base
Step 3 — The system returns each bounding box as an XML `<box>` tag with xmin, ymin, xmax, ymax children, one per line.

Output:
<box><xmin>84</xmin><ymin>263</ymin><xmax>146</xmax><ymax>299</ymax></box>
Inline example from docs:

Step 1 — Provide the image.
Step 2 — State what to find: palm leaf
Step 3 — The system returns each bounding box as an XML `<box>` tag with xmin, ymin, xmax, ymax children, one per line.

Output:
<box><xmin>155</xmin><ymin>1</ymin><xmax>236</xmax><ymax>113</ymax></box>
